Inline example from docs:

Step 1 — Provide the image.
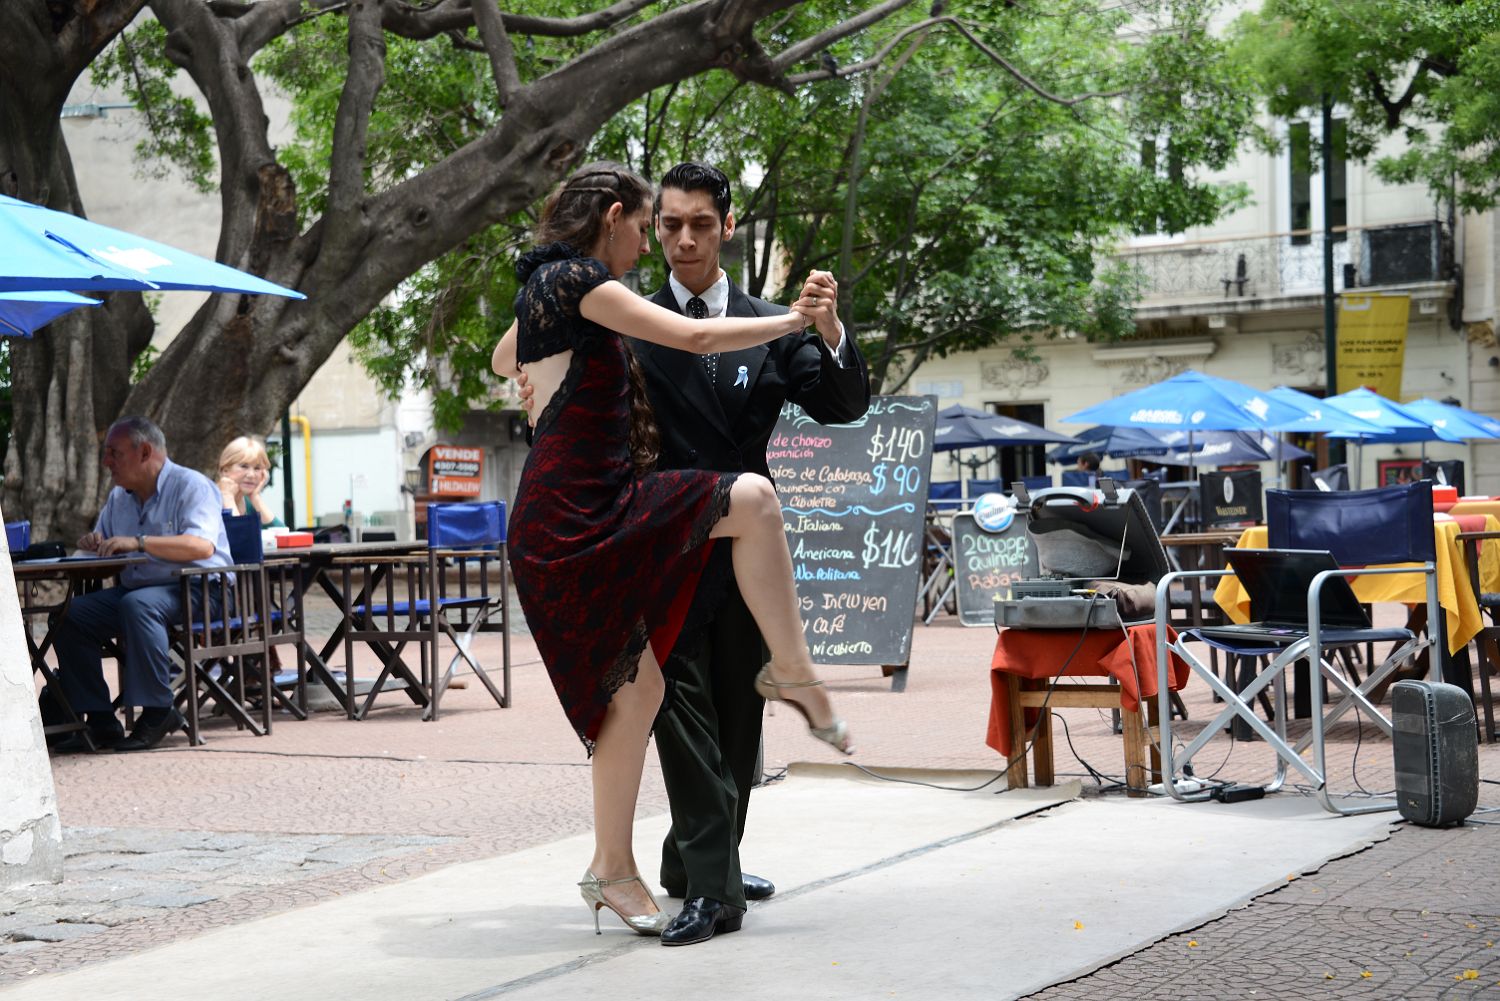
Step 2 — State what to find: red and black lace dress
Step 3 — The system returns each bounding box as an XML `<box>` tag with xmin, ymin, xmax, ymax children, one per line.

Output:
<box><xmin>508</xmin><ymin>244</ymin><xmax>737</xmax><ymax>752</ymax></box>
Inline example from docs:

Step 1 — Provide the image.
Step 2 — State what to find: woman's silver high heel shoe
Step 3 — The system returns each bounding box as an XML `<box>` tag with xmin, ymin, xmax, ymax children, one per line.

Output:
<box><xmin>578</xmin><ymin>870</ymin><xmax>672</xmax><ymax>936</ymax></box>
<box><xmin>754</xmin><ymin>666</ymin><xmax>853</xmax><ymax>755</ymax></box>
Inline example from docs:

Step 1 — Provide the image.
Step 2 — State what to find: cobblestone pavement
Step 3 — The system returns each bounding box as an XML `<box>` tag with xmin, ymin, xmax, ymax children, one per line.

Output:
<box><xmin>1026</xmin><ymin>823</ymin><xmax>1500</xmax><ymax>1000</ymax></box>
<box><xmin>10</xmin><ymin>597</ymin><xmax>1500</xmax><ymax>994</ymax></box>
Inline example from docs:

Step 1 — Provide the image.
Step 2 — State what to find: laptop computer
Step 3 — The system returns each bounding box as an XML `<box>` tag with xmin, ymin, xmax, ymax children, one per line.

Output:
<box><xmin>1196</xmin><ymin>548</ymin><xmax>1370</xmax><ymax>644</ymax></box>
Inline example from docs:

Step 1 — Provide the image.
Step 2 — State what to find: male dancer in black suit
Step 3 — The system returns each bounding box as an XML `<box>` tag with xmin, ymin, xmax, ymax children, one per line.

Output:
<box><xmin>635</xmin><ymin>162</ymin><xmax>870</xmax><ymax>946</ymax></box>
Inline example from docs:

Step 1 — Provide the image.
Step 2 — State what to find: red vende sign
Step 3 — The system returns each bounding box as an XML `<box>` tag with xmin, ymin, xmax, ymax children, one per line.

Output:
<box><xmin>428</xmin><ymin>445</ymin><xmax>483</xmax><ymax>496</ymax></box>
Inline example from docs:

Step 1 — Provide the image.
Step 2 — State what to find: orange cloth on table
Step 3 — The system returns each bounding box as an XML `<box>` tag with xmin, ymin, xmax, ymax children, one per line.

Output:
<box><xmin>987</xmin><ymin>623</ymin><xmax>1190</xmax><ymax>757</ymax></box>
<box><xmin>1214</xmin><ymin>522</ymin><xmax>1483</xmax><ymax>654</ymax></box>
<box><xmin>1451</xmin><ymin>499</ymin><xmax>1500</xmax><ymax>520</ymax></box>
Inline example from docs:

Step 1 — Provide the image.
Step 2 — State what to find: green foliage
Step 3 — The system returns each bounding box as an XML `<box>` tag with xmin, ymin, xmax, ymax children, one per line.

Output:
<box><xmin>130</xmin><ymin>343</ymin><xmax>159</xmax><ymax>385</ymax></box>
<box><xmin>92</xmin><ymin>20</ymin><xmax>217</xmax><ymax>193</ymax></box>
<box><xmin>115</xmin><ymin>0</ymin><xmax>1256</xmax><ymax>406</ymax></box>
<box><xmin>1231</xmin><ymin>0</ymin><xmax>1500</xmax><ymax>212</ymax></box>
<box><xmin>596</xmin><ymin>0</ymin><xmax>1254</xmax><ymax>386</ymax></box>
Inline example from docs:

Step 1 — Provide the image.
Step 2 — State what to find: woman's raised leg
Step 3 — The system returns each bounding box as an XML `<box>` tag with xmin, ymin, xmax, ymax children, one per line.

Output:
<box><xmin>709</xmin><ymin>474</ymin><xmax>851</xmax><ymax>750</ymax></box>
<box><xmin>586</xmin><ymin>647</ymin><xmax>668</xmax><ymax>925</ymax></box>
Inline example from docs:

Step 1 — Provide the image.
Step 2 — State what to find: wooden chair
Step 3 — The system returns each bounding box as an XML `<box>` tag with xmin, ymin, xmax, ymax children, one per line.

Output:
<box><xmin>174</xmin><ymin>514</ymin><xmax>271</xmax><ymax>745</ymax></box>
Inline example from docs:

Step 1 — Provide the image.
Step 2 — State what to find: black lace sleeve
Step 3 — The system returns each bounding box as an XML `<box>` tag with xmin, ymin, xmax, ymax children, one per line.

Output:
<box><xmin>514</xmin><ymin>251</ymin><xmax>614</xmax><ymax>365</ymax></box>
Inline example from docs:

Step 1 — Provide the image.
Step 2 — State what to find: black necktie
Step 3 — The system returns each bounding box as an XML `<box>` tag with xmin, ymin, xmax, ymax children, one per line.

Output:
<box><xmin>687</xmin><ymin>296</ymin><xmax>718</xmax><ymax>380</ymax></box>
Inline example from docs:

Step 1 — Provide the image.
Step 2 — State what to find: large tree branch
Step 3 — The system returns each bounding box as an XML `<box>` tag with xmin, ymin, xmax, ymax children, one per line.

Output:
<box><xmin>325</xmin><ymin>0</ymin><xmax>387</xmax><ymax>239</ymax></box>
<box><xmin>470</xmin><ymin>0</ymin><xmax>521</xmax><ymax>106</ymax></box>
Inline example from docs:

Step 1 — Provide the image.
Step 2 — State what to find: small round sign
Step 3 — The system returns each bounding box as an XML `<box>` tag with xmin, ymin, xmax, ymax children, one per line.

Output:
<box><xmin>972</xmin><ymin>492</ymin><xmax>1016</xmax><ymax>533</ymax></box>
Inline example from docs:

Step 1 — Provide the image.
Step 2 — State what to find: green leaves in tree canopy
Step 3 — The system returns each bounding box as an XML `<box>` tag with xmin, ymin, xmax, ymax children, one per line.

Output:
<box><xmin>1232</xmin><ymin>0</ymin><xmax>1500</xmax><ymax>212</ymax></box>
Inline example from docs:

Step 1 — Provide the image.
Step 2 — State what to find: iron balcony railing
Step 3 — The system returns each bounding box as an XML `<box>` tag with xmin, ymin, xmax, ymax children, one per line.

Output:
<box><xmin>1117</xmin><ymin>221</ymin><xmax>1454</xmax><ymax>304</ymax></box>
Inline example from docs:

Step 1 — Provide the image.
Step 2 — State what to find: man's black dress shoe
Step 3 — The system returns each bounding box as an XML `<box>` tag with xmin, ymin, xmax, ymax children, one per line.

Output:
<box><xmin>741</xmin><ymin>873</ymin><xmax>775</xmax><ymax>901</ymax></box>
<box><xmin>115</xmin><ymin>708</ymin><xmax>185</xmax><ymax>752</ymax></box>
<box><xmin>660</xmin><ymin>897</ymin><xmax>745</xmax><ymax>946</ymax></box>
<box><xmin>51</xmin><ymin>725</ymin><xmax>124</xmax><ymax>753</ymax></box>
<box><xmin>661</xmin><ymin>873</ymin><xmax>776</xmax><ymax>901</ymax></box>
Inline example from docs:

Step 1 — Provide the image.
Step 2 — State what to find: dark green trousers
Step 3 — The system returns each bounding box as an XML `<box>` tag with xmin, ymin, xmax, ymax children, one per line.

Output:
<box><xmin>655</xmin><ymin>585</ymin><xmax>765</xmax><ymax>909</ymax></box>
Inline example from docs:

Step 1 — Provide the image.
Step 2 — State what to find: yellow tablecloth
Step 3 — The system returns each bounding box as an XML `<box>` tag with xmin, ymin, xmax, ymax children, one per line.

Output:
<box><xmin>1214</xmin><ymin>520</ymin><xmax>1491</xmax><ymax>655</ymax></box>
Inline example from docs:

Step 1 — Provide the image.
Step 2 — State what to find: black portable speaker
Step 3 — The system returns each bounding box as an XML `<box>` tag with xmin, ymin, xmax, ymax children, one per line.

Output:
<box><xmin>1391</xmin><ymin>680</ymin><xmax>1479</xmax><ymax>827</ymax></box>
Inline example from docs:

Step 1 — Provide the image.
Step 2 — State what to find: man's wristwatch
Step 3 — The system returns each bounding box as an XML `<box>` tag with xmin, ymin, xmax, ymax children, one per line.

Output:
<box><xmin>135</xmin><ymin>533</ymin><xmax>147</xmax><ymax>553</ymax></box>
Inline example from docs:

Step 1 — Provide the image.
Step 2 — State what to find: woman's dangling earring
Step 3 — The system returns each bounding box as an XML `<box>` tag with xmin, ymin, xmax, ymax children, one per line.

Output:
<box><xmin>608</xmin><ymin>228</ymin><xmax>615</xmax><ymax>244</ymax></box>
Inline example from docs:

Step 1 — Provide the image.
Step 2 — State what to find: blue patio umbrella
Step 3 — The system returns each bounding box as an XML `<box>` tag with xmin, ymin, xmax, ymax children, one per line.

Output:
<box><xmin>1060</xmin><ymin>370</ymin><xmax>1308</xmax><ymax>431</ymax></box>
<box><xmin>1401</xmin><ymin>398</ymin><xmax>1500</xmax><ymax>440</ymax></box>
<box><xmin>0</xmin><ymin>290</ymin><xmax>100</xmax><ymax>337</ymax></box>
<box><xmin>0</xmin><ymin>194</ymin><xmax>304</xmax><ymax>298</ymax></box>
<box><xmin>1323</xmin><ymin>388</ymin><xmax>1465</xmax><ymax>443</ymax></box>
<box><xmin>1265</xmin><ymin>385</ymin><xmax>1389</xmax><ymax>434</ymax></box>
<box><xmin>1152</xmin><ymin>430</ymin><xmax>1313</xmax><ymax>467</ymax></box>
<box><xmin>1045</xmin><ymin>425</ymin><xmax>1179</xmax><ymax>462</ymax></box>
<box><xmin>933</xmin><ymin>404</ymin><xmax>1078</xmax><ymax>451</ymax></box>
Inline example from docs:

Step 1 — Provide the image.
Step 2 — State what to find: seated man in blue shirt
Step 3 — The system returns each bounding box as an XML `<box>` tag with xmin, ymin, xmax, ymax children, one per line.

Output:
<box><xmin>53</xmin><ymin>416</ymin><xmax>232</xmax><ymax>752</ymax></box>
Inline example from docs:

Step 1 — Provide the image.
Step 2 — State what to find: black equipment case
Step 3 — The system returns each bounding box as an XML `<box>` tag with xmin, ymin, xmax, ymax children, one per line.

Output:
<box><xmin>994</xmin><ymin>481</ymin><xmax>1170</xmax><ymax>630</ymax></box>
<box><xmin>1391</xmin><ymin>680</ymin><xmax>1479</xmax><ymax>827</ymax></box>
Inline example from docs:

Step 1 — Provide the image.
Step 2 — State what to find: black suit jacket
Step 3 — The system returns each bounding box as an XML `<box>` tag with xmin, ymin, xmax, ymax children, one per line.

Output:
<box><xmin>631</xmin><ymin>281</ymin><xmax>871</xmax><ymax>479</ymax></box>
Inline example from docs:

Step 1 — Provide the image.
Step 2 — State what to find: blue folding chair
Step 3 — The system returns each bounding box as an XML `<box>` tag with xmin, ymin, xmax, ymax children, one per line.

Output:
<box><xmin>965</xmin><ymin>478</ymin><xmax>1003</xmax><ymax>498</ymax></box>
<box><xmin>1155</xmin><ymin>482</ymin><xmax>1439</xmax><ymax>815</ymax></box>
<box><xmin>175</xmin><ymin>514</ymin><xmax>271</xmax><ymax>745</ymax></box>
<box><xmin>5</xmin><ymin>520</ymin><xmax>30</xmax><ymax>553</ymax></box>
<box><xmin>1059</xmin><ymin>470</ymin><xmax>1094</xmax><ymax>488</ymax></box>
<box><xmin>342</xmin><ymin>501</ymin><xmax>510</xmax><ymax>720</ymax></box>
<box><xmin>927</xmin><ymin>480</ymin><xmax>964</xmax><ymax>512</ymax></box>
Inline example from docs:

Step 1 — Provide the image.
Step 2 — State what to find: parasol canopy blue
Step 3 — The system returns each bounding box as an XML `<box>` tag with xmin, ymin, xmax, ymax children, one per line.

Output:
<box><xmin>933</xmin><ymin>404</ymin><xmax>1079</xmax><ymax>451</ymax></box>
<box><xmin>0</xmin><ymin>290</ymin><xmax>100</xmax><ymax>337</ymax></box>
<box><xmin>1060</xmin><ymin>370</ymin><xmax>1308</xmax><ymax>431</ymax></box>
<box><xmin>1151</xmin><ymin>430</ymin><xmax>1313</xmax><ymax>467</ymax></box>
<box><xmin>1401</xmin><ymin>398</ymin><xmax>1500</xmax><ymax>440</ymax></box>
<box><xmin>0</xmin><ymin>194</ymin><xmax>305</xmax><ymax>298</ymax></box>
<box><xmin>1265</xmin><ymin>385</ymin><xmax>1389</xmax><ymax>434</ymax></box>
<box><xmin>1045</xmin><ymin>425</ymin><xmax>1178</xmax><ymax>462</ymax></box>
<box><xmin>1323</xmin><ymin>388</ymin><xmax>1465</xmax><ymax>443</ymax></box>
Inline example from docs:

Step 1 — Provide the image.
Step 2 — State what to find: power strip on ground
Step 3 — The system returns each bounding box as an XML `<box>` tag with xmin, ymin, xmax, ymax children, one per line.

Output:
<box><xmin>1146</xmin><ymin>778</ymin><xmax>1206</xmax><ymax>796</ymax></box>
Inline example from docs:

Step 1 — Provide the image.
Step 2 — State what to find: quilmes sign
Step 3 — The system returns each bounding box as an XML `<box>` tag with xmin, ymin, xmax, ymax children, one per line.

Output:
<box><xmin>427</xmin><ymin>445</ymin><xmax>483</xmax><ymax>496</ymax></box>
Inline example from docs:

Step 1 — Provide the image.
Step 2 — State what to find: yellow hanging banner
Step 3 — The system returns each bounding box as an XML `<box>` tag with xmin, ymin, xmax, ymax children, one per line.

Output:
<box><xmin>1337</xmin><ymin>294</ymin><xmax>1409</xmax><ymax>398</ymax></box>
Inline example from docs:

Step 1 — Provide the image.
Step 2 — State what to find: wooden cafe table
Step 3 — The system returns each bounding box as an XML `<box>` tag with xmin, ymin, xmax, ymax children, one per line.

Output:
<box><xmin>988</xmin><ymin>624</ymin><xmax>1191</xmax><ymax>796</ymax></box>
<box><xmin>262</xmin><ymin>538</ymin><xmax>429</xmax><ymax>719</ymax></box>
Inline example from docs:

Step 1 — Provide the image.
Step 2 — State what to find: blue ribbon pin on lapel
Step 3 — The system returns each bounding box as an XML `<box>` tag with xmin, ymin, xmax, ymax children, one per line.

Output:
<box><xmin>734</xmin><ymin>365</ymin><xmax>749</xmax><ymax>389</ymax></box>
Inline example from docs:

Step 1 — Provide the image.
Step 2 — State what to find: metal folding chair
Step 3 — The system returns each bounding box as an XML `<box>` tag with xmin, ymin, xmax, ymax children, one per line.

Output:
<box><xmin>1155</xmin><ymin>481</ymin><xmax>1440</xmax><ymax>815</ymax></box>
<box><xmin>341</xmin><ymin>501</ymin><xmax>511</xmax><ymax>720</ymax></box>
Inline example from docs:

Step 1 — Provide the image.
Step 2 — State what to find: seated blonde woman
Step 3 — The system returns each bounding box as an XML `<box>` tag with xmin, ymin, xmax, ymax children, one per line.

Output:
<box><xmin>217</xmin><ymin>436</ymin><xmax>284</xmax><ymax>527</ymax></box>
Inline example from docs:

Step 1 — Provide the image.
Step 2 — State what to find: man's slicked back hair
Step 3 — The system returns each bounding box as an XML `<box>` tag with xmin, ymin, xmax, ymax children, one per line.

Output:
<box><xmin>656</xmin><ymin>162</ymin><xmax>732</xmax><ymax>223</ymax></box>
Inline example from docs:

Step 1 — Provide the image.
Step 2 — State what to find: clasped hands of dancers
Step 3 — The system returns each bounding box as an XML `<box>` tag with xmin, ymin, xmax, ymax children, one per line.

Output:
<box><xmin>492</xmin><ymin>161</ymin><xmax>852</xmax><ymax>940</ymax></box>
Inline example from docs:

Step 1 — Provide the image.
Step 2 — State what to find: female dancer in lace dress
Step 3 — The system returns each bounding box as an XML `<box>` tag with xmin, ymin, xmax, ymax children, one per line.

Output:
<box><xmin>491</xmin><ymin>163</ymin><xmax>851</xmax><ymax>936</ymax></box>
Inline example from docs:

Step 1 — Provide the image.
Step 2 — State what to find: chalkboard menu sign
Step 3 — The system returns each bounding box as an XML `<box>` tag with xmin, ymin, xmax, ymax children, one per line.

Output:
<box><xmin>951</xmin><ymin>512</ymin><xmax>1038</xmax><ymax>627</ymax></box>
<box><xmin>768</xmin><ymin>395</ymin><xmax>937</xmax><ymax>665</ymax></box>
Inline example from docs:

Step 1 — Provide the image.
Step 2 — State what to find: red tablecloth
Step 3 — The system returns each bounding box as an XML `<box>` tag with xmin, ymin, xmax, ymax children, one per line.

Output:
<box><xmin>987</xmin><ymin>624</ymin><xmax>1190</xmax><ymax>756</ymax></box>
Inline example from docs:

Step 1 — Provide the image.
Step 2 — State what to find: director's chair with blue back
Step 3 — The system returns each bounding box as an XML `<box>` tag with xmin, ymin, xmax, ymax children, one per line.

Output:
<box><xmin>340</xmin><ymin>500</ymin><xmax>510</xmax><ymax>720</ymax></box>
<box><xmin>5</xmin><ymin>520</ymin><xmax>30</xmax><ymax>553</ymax></box>
<box><xmin>1154</xmin><ymin>481</ymin><xmax>1440</xmax><ymax>815</ymax></box>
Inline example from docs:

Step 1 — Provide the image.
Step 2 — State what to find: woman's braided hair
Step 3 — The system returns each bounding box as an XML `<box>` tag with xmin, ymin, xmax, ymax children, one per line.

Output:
<box><xmin>536</xmin><ymin>162</ymin><xmax>661</xmax><ymax>475</ymax></box>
